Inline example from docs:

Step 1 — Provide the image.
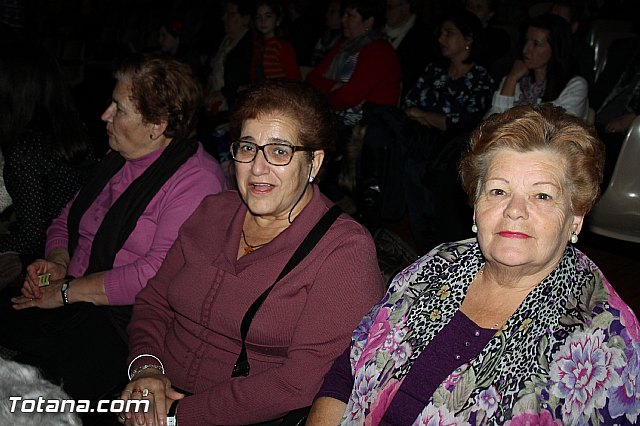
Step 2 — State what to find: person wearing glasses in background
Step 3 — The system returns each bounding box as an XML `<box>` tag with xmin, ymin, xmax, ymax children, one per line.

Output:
<box><xmin>119</xmin><ymin>80</ymin><xmax>384</xmax><ymax>425</ymax></box>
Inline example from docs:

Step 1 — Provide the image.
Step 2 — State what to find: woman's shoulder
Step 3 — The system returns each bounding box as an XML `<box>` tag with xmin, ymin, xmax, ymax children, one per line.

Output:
<box><xmin>562</xmin><ymin>75</ymin><xmax>588</xmax><ymax>91</ymax></box>
<box><xmin>197</xmin><ymin>189</ymin><xmax>241</xmax><ymax>209</ymax></box>
<box><xmin>315</xmin><ymin>192</ymin><xmax>373</xmax><ymax>240</ymax></box>
<box><xmin>469</xmin><ymin>64</ymin><xmax>494</xmax><ymax>82</ymax></box>
<box><xmin>4</xmin><ymin>129</ymin><xmax>63</xmax><ymax>170</ymax></box>
<box><xmin>172</xmin><ymin>142</ymin><xmax>226</xmax><ymax>185</ymax></box>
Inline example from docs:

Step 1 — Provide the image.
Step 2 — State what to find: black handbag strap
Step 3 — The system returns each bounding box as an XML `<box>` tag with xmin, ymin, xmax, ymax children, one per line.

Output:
<box><xmin>232</xmin><ymin>205</ymin><xmax>342</xmax><ymax>377</ymax></box>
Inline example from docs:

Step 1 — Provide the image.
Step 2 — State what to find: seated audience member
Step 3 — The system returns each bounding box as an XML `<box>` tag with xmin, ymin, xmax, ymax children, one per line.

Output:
<box><xmin>306</xmin><ymin>0</ymin><xmax>401</xmax><ymax>205</ymax></box>
<box><xmin>465</xmin><ymin>0</ymin><xmax>512</xmax><ymax>71</ymax></box>
<box><xmin>549</xmin><ymin>0</ymin><xmax>595</xmax><ymax>85</ymax></box>
<box><xmin>383</xmin><ymin>0</ymin><xmax>438</xmax><ymax>97</ymax></box>
<box><xmin>119</xmin><ymin>80</ymin><xmax>384</xmax><ymax>425</ymax></box>
<box><xmin>0</xmin><ymin>357</ymin><xmax>80</xmax><ymax>425</ymax></box>
<box><xmin>156</xmin><ymin>18</ymin><xmax>207</xmax><ymax>84</ymax></box>
<box><xmin>306</xmin><ymin>0</ymin><xmax>401</xmax><ymax>129</ymax></box>
<box><xmin>251</xmin><ymin>0</ymin><xmax>302</xmax><ymax>83</ymax></box>
<box><xmin>358</xmin><ymin>10</ymin><xmax>495</xmax><ymax>250</ymax></box>
<box><xmin>0</xmin><ymin>39</ymin><xmax>95</xmax><ymax>286</ymax></box>
<box><xmin>307</xmin><ymin>104</ymin><xmax>640</xmax><ymax>425</ymax></box>
<box><xmin>311</xmin><ymin>0</ymin><xmax>344</xmax><ymax>67</ymax></box>
<box><xmin>486</xmin><ymin>13</ymin><xmax>589</xmax><ymax>120</ymax></box>
<box><xmin>590</xmin><ymin>25</ymin><xmax>640</xmax><ymax>186</ymax></box>
<box><xmin>203</xmin><ymin>0</ymin><xmax>253</xmax><ymax>120</ymax></box>
<box><xmin>0</xmin><ymin>54</ymin><xmax>226</xmax><ymax>404</ymax></box>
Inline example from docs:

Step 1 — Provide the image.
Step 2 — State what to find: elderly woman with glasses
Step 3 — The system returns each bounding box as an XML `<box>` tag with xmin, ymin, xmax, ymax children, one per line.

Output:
<box><xmin>119</xmin><ymin>80</ymin><xmax>384</xmax><ymax>425</ymax></box>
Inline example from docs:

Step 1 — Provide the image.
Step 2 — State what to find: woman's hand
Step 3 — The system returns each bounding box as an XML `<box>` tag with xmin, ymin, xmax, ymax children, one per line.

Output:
<box><xmin>405</xmin><ymin>107</ymin><xmax>431</xmax><ymax>126</ymax></box>
<box><xmin>507</xmin><ymin>59</ymin><xmax>530</xmax><ymax>82</ymax></box>
<box><xmin>12</xmin><ymin>278</ymin><xmax>67</xmax><ymax>310</ymax></box>
<box><xmin>329</xmin><ymin>82</ymin><xmax>344</xmax><ymax>92</ymax></box>
<box><xmin>405</xmin><ymin>108</ymin><xmax>447</xmax><ymax>130</ymax></box>
<box><xmin>605</xmin><ymin>112</ymin><xmax>636</xmax><ymax>133</ymax></box>
<box><xmin>22</xmin><ymin>258</ymin><xmax>67</xmax><ymax>299</ymax></box>
<box><xmin>119</xmin><ymin>369</ymin><xmax>185</xmax><ymax>426</ymax></box>
<box><xmin>500</xmin><ymin>59</ymin><xmax>530</xmax><ymax>97</ymax></box>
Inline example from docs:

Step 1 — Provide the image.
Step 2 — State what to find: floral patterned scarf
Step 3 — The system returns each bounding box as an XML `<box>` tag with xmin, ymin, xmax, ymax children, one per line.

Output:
<box><xmin>341</xmin><ymin>239</ymin><xmax>640</xmax><ymax>425</ymax></box>
<box><xmin>514</xmin><ymin>74</ymin><xmax>545</xmax><ymax>106</ymax></box>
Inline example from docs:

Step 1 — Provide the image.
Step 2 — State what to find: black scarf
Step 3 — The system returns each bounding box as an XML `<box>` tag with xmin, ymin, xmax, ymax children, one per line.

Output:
<box><xmin>67</xmin><ymin>138</ymin><xmax>197</xmax><ymax>275</ymax></box>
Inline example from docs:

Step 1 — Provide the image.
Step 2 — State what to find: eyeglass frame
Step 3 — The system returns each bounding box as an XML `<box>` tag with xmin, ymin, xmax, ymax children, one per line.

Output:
<box><xmin>229</xmin><ymin>140</ymin><xmax>315</xmax><ymax>166</ymax></box>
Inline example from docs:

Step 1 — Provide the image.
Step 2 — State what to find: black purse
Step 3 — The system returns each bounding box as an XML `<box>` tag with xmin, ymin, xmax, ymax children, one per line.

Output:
<box><xmin>231</xmin><ymin>205</ymin><xmax>342</xmax><ymax>425</ymax></box>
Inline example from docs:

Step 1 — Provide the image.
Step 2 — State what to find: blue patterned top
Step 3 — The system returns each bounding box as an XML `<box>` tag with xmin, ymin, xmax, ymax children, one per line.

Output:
<box><xmin>402</xmin><ymin>62</ymin><xmax>495</xmax><ymax>129</ymax></box>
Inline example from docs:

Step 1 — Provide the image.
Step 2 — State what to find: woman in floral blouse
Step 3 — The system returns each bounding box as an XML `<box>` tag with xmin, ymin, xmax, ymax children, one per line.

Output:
<box><xmin>356</xmin><ymin>10</ymin><xmax>494</xmax><ymax>249</ymax></box>
<box><xmin>307</xmin><ymin>104</ymin><xmax>640</xmax><ymax>425</ymax></box>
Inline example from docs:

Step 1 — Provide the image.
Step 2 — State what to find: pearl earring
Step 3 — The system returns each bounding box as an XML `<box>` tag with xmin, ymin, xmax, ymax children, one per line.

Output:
<box><xmin>471</xmin><ymin>223</ymin><xmax>478</xmax><ymax>233</ymax></box>
<box><xmin>309</xmin><ymin>176</ymin><xmax>315</xmax><ymax>183</ymax></box>
<box><xmin>570</xmin><ymin>232</ymin><xmax>578</xmax><ymax>244</ymax></box>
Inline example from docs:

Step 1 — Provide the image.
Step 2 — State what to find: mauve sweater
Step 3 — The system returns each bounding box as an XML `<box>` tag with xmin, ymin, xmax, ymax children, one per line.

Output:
<box><xmin>128</xmin><ymin>189</ymin><xmax>385</xmax><ymax>424</ymax></box>
<box><xmin>45</xmin><ymin>143</ymin><xmax>225</xmax><ymax>305</ymax></box>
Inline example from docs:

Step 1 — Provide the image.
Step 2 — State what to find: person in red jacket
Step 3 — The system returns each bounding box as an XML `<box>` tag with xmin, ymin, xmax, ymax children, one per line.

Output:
<box><xmin>306</xmin><ymin>0</ymin><xmax>401</xmax><ymax>128</ymax></box>
<box><xmin>306</xmin><ymin>0</ymin><xmax>401</xmax><ymax>207</ymax></box>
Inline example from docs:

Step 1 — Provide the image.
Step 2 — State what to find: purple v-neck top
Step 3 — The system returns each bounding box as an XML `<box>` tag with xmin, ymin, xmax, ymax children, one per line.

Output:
<box><xmin>317</xmin><ymin>310</ymin><xmax>495</xmax><ymax>422</ymax></box>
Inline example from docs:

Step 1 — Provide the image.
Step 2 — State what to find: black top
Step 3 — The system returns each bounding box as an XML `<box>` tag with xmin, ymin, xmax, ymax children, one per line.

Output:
<box><xmin>0</xmin><ymin>129</ymin><xmax>94</xmax><ymax>263</ymax></box>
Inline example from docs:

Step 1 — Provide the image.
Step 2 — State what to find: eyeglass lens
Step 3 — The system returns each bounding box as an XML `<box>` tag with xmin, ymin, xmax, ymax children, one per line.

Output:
<box><xmin>231</xmin><ymin>141</ymin><xmax>294</xmax><ymax>165</ymax></box>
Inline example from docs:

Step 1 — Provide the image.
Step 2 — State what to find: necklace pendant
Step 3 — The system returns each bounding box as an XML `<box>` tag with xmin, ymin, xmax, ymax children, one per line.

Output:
<box><xmin>243</xmin><ymin>246</ymin><xmax>254</xmax><ymax>255</ymax></box>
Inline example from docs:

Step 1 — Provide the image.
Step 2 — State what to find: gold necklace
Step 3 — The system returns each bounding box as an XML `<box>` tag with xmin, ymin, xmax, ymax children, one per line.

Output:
<box><xmin>241</xmin><ymin>230</ymin><xmax>266</xmax><ymax>254</ymax></box>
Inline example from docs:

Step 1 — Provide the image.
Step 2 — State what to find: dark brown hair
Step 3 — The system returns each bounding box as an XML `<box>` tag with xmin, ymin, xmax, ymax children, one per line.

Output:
<box><xmin>114</xmin><ymin>54</ymin><xmax>202</xmax><ymax>139</ymax></box>
<box><xmin>459</xmin><ymin>104</ymin><xmax>605</xmax><ymax>215</ymax></box>
<box><xmin>230</xmin><ymin>80</ymin><xmax>336</xmax><ymax>156</ymax></box>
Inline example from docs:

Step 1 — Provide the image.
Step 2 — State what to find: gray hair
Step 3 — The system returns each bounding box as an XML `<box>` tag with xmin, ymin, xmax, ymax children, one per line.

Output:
<box><xmin>0</xmin><ymin>358</ymin><xmax>81</xmax><ymax>425</ymax></box>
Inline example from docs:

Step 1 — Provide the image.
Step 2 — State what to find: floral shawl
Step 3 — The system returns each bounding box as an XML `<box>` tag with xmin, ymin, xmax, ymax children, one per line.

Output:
<box><xmin>340</xmin><ymin>239</ymin><xmax>640</xmax><ymax>425</ymax></box>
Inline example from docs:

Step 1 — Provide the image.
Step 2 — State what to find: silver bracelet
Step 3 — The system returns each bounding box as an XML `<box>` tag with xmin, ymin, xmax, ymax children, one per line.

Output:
<box><xmin>128</xmin><ymin>354</ymin><xmax>165</xmax><ymax>380</ymax></box>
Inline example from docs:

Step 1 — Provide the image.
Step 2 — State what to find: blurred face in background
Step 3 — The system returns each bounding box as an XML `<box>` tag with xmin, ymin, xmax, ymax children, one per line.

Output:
<box><xmin>326</xmin><ymin>0</ymin><xmax>343</xmax><ymax>30</ymax></box>
<box><xmin>158</xmin><ymin>26</ymin><xmax>180</xmax><ymax>55</ymax></box>
<box><xmin>342</xmin><ymin>7</ymin><xmax>373</xmax><ymax>39</ymax></box>
<box><xmin>465</xmin><ymin>0</ymin><xmax>493</xmax><ymax>27</ymax></box>
<box><xmin>223</xmin><ymin>2</ymin><xmax>250</xmax><ymax>40</ymax></box>
<box><xmin>522</xmin><ymin>26</ymin><xmax>553</xmax><ymax>74</ymax></box>
<box><xmin>255</xmin><ymin>4</ymin><xmax>280</xmax><ymax>38</ymax></box>
<box><xmin>438</xmin><ymin>20</ymin><xmax>471</xmax><ymax>62</ymax></box>
<box><xmin>386</xmin><ymin>0</ymin><xmax>411</xmax><ymax>29</ymax></box>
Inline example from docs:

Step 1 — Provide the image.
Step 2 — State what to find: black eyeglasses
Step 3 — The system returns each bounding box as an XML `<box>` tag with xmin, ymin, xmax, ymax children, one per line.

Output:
<box><xmin>230</xmin><ymin>141</ymin><xmax>314</xmax><ymax>166</ymax></box>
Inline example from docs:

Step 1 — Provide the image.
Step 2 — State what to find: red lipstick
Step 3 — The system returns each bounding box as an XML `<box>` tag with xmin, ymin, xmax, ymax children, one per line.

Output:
<box><xmin>498</xmin><ymin>231</ymin><xmax>530</xmax><ymax>239</ymax></box>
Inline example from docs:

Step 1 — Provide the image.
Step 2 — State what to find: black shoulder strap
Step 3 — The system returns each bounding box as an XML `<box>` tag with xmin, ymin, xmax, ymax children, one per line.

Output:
<box><xmin>231</xmin><ymin>205</ymin><xmax>343</xmax><ymax>377</ymax></box>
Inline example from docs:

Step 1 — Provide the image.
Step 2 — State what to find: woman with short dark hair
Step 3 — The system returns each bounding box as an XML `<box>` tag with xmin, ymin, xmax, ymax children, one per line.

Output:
<box><xmin>120</xmin><ymin>80</ymin><xmax>384</xmax><ymax>425</ymax></box>
<box><xmin>0</xmin><ymin>54</ymin><xmax>226</xmax><ymax>405</ymax></box>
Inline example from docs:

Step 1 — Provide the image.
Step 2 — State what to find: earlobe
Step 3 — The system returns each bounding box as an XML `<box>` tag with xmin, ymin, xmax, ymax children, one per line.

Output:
<box><xmin>572</xmin><ymin>215</ymin><xmax>585</xmax><ymax>235</ymax></box>
<box><xmin>311</xmin><ymin>150</ymin><xmax>325</xmax><ymax>176</ymax></box>
<box><xmin>150</xmin><ymin>121</ymin><xmax>168</xmax><ymax>140</ymax></box>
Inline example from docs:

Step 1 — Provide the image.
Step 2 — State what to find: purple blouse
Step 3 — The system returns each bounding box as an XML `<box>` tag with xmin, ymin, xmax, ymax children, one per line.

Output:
<box><xmin>46</xmin><ymin>143</ymin><xmax>225</xmax><ymax>305</ymax></box>
<box><xmin>317</xmin><ymin>310</ymin><xmax>494</xmax><ymax>421</ymax></box>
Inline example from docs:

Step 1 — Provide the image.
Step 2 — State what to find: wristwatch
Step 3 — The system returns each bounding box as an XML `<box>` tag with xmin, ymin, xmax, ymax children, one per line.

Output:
<box><xmin>167</xmin><ymin>399</ymin><xmax>179</xmax><ymax>426</ymax></box>
<box><xmin>60</xmin><ymin>278</ymin><xmax>72</xmax><ymax>306</ymax></box>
